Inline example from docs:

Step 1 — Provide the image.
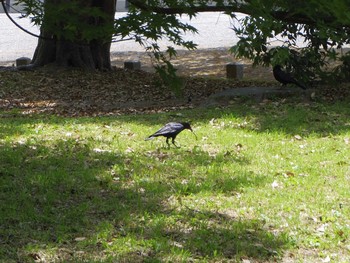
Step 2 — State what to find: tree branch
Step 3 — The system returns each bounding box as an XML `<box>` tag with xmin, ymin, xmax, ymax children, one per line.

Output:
<box><xmin>127</xmin><ymin>0</ymin><xmax>343</xmax><ymax>27</ymax></box>
<box><xmin>127</xmin><ymin>0</ymin><xmax>251</xmax><ymax>15</ymax></box>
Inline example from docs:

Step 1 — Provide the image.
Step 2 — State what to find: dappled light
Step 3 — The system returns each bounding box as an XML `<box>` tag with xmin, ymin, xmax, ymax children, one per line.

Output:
<box><xmin>1</xmin><ymin>0</ymin><xmax>350</xmax><ymax>261</ymax></box>
<box><xmin>1</xmin><ymin>101</ymin><xmax>349</xmax><ymax>261</ymax></box>
<box><xmin>0</xmin><ymin>128</ymin><xmax>287</xmax><ymax>261</ymax></box>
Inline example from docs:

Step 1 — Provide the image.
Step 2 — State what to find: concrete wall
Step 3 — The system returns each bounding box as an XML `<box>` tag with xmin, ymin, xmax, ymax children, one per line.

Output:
<box><xmin>0</xmin><ymin>0</ymin><xmax>129</xmax><ymax>13</ymax></box>
<box><xmin>0</xmin><ymin>0</ymin><xmax>18</xmax><ymax>13</ymax></box>
<box><xmin>116</xmin><ymin>0</ymin><xmax>128</xmax><ymax>12</ymax></box>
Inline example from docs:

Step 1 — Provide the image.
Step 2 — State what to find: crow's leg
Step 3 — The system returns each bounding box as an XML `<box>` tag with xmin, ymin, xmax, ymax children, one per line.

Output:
<box><xmin>166</xmin><ymin>137</ymin><xmax>171</xmax><ymax>148</ymax></box>
<box><xmin>172</xmin><ymin>137</ymin><xmax>180</xmax><ymax>148</ymax></box>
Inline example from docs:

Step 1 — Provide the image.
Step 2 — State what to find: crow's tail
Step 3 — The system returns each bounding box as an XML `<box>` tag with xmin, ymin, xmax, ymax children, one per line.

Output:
<box><xmin>145</xmin><ymin>136</ymin><xmax>154</xmax><ymax>141</ymax></box>
<box><xmin>295</xmin><ymin>81</ymin><xmax>307</xmax><ymax>90</ymax></box>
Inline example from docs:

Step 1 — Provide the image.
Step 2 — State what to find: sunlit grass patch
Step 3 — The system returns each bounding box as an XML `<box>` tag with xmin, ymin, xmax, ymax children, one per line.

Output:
<box><xmin>0</xmin><ymin>99</ymin><xmax>349</xmax><ymax>262</ymax></box>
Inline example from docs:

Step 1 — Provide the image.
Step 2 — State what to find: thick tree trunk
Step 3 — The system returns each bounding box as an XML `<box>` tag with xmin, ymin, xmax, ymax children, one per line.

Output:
<box><xmin>31</xmin><ymin>0</ymin><xmax>116</xmax><ymax>70</ymax></box>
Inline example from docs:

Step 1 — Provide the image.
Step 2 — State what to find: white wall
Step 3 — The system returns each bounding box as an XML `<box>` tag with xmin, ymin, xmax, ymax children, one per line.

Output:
<box><xmin>0</xmin><ymin>1</ymin><xmax>129</xmax><ymax>13</ymax></box>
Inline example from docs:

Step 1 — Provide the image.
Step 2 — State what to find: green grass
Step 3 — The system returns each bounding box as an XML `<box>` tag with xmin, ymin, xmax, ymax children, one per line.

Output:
<box><xmin>0</xmin><ymin>99</ymin><xmax>350</xmax><ymax>262</ymax></box>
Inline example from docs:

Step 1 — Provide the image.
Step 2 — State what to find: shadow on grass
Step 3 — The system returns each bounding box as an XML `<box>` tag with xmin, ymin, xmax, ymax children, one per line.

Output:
<box><xmin>1</xmin><ymin>99</ymin><xmax>348</xmax><ymax>261</ymax></box>
<box><xmin>1</xmin><ymin>98</ymin><xmax>349</xmax><ymax>139</ymax></box>
<box><xmin>99</xmin><ymin>98</ymin><xmax>350</xmax><ymax>137</ymax></box>
<box><xmin>0</xmin><ymin>135</ymin><xmax>289</xmax><ymax>262</ymax></box>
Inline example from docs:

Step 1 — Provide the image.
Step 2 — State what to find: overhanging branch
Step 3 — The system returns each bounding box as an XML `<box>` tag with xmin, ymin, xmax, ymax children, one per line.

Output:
<box><xmin>127</xmin><ymin>0</ymin><xmax>343</xmax><ymax>27</ymax></box>
<box><xmin>127</xmin><ymin>0</ymin><xmax>251</xmax><ymax>15</ymax></box>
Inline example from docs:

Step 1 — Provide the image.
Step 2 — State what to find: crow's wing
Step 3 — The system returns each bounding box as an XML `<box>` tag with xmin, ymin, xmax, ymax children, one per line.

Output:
<box><xmin>151</xmin><ymin>122</ymin><xmax>184</xmax><ymax>136</ymax></box>
<box><xmin>274</xmin><ymin>67</ymin><xmax>306</xmax><ymax>89</ymax></box>
<box><xmin>280</xmin><ymin>71</ymin><xmax>296</xmax><ymax>83</ymax></box>
<box><xmin>146</xmin><ymin>122</ymin><xmax>184</xmax><ymax>139</ymax></box>
<box><xmin>274</xmin><ymin>68</ymin><xmax>294</xmax><ymax>84</ymax></box>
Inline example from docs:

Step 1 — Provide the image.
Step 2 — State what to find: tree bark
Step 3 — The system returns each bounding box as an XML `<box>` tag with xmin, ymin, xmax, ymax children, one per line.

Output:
<box><xmin>31</xmin><ymin>0</ymin><xmax>116</xmax><ymax>70</ymax></box>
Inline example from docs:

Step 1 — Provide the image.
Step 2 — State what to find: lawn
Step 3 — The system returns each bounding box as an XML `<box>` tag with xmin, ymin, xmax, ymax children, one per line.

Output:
<box><xmin>0</xmin><ymin>98</ymin><xmax>349</xmax><ymax>262</ymax></box>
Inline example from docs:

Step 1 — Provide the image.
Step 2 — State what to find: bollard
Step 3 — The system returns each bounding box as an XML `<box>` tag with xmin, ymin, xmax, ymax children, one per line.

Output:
<box><xmin>226</xmin><ymin>62</ymin><xmax>244</xmax><ymax>79</ymax></box>
<box><xmin>124</xmin><ymin>60</ymin><xmax>141</xmax><ymax>70</ymax></box>
<box><xmin>16</xmin><ymin>57</ymin><xmax>31</xmax><ymax>67</ymax></box>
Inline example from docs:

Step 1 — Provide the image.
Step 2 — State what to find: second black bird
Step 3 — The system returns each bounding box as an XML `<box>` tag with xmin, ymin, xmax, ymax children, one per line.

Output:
<box><xmin>273</xmin><ymin>65</ymin><xmax>306</xmax><ymax>90</ymax></box>
<box><xmin>145</xmin><ymin>122</ymin><xmax>196</xmax><ymax>147</ymax></box>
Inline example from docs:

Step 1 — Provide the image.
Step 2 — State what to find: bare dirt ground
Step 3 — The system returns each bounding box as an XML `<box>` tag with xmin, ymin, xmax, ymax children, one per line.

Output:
<box><xmin>0</xmin><ymin>47</ymin><xmax>273</xmax><ymax>80</ymax></box>
<box><xmin>110</xmin><ymin>47</ymin><xmax>274</xmax><ymax>81</ymax></box>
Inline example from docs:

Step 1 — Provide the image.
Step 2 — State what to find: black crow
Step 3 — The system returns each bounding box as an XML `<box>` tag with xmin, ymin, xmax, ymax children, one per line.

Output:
<box><xmin>273</xmin><ymin>65</ymin><xmax>306</xmax><ymax>89</ymax></box>
<box><xmin>145</xmin><ymin>122</ymin><xmax>196</xmax><ymax>147</ymax></box>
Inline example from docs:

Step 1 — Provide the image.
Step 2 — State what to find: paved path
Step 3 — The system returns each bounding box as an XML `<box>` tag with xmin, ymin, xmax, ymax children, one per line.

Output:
<box><xmin>0</xmin><ymin>12</ymin><xmax>243</xmax><ymax>62</ymax></box>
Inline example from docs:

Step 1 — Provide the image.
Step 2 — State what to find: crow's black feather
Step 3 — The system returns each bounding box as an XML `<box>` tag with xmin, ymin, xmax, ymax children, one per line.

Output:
<box><xmin>145</xmin><ymin>122</ymin><xmax>193</xmax><ymax>147</ymax></box>
<box><xmin>273</xmin><ymin>65</ymin><xmax>306</xmax><ymax>90</ymax></box>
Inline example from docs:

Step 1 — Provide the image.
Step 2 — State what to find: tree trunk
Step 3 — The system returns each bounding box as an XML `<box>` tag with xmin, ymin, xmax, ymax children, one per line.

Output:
<box><xmin>31</xmin><ymin>0</ymin><xmax>116</xmax><ymax>71</ymax></box>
